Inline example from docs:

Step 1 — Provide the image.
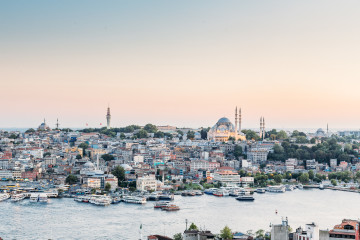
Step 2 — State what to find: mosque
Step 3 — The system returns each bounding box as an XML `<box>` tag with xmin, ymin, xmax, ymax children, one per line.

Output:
<box><xmin>37</xmin><ymin>119</ymin><xmax>51</xmax><ymax>131</ymax></box>
<box><xmin>207</xmin><ymin>107</ymin><xmax>246</xmax><ymax>142</ymax></box>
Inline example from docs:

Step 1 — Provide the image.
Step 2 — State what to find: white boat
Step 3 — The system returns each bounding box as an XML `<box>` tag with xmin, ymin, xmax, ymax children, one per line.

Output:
<box><xmin>0</xmin><ymin>193</ymin><xmax>10</xmax><ymax>202</ymax></box>
<box><xmin>30</xmin><ymin>193</ymin><xmax>48</xmax><ymax>203</ymax></box>
<box><xmin>204</xmin><ymin>188</ymin><xmax>218</xmax><ymax>195</ymax></box>
<box><xmin>93</xmin><ymin>196</ymin><xmax>112</xmax><ymax>206</ymax></box>
<box><xmin>297</xmin><ymin>184</ymin><xmax>303</xmax><ymax>189</ymax></box>
<box><xmin>123</xmin><ymin>196</ymin><xmax>147</xmax><ymax>204</ymax></box>
<box><xmin>267</xmin><ymin>185</ymin><xmax>286</xmax><ymax>193</ymax></box>
<box><xmin>285</xmin><ymin>185</ymin><xmax>295</xmax><ymax>191</ymax></box>
<box><xmin>11</xmin><ymin>193</ymin><xmax>26</xmax><ymax>202</ymax></box>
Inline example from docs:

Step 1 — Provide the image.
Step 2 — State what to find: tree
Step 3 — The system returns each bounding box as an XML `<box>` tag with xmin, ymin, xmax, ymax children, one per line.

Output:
<box><xmin>200</xmin><ymin>128</ymin><xmax>210</xmax><ymax>139</ymax></box>
<box><xmin>242</xmin><ymin>129</ymin><xmax>260</xmax><ymax>141</ymax></box>
<box><xmin>299</xmin><ymin>173</ymin><xmax>309</xmax><ymax>184</ymax></box>
<box><xmin>154</xmin><ymin>131</ymin><xmax>165</xmax><ymax>138</ymax></box>
<box><xmin>144</xmin><ymin>124</ymin><xmax>158</xmax><ymax>133</ymax></box>
<box><xmin>255</xmin><ymin>229</ymin><xmax>265</xmax><ymax>239</ymax></box>
<box><xmin>277</xmin><ymin>130</ymin><xmax>288</xmax><ymax>140</ymax></box>
<box><xmin>234</xmin><ymin>145</ymin><xmax>243</xmax><ymax>159</ymax></box>
<box><xmin>308</xmin><ymin>170</ymin><xmax>315</xmax><ymax>180</ymax></box>
<box><xmin>220</xmin><ymin>225</ymin><xmax>233</xmax><ymax>240</ymax></box>
<box><xmin>43</xmin><ymin>152</ymin><xmax>51</xmax><ymax>157</ymax></box>
<box><xmin>188</xmin><ymin>223</ymin><xmax>198</xmax><ymax>230</ymax></box>
<box><xmin>101</xmin><ymin>154</ymin><xmax>115</xmax><ymax>161</ymax></box>
<box><xmin>25</xmin><ymin>128</ymin><xmax>36</xmax><ymax>133</ymax></box>
<box><xmin>120</xmin><ymin>133</ymin><xmax>126</xmax><ymax>139</ymax></box>
<box><xmin>76</xmin><ymin>154</ymin><xmax>82</xmax><ymax>160</ymax></box>
<box><xmin>112</xmin><ymin>166</ymin><xmax>125</xmax><ymax>185</ymax></box>
<box><xmin>331</xmin><ymin>179</ymin><xmax>337</xmax><ymax>186</ymax></box>
<box><xmin>173</xmin><ymin>233</ymin><xmax>183</xmax><ymax>240</ymax></box>
<box><xmin>104</xmin><ymin>183</ymin><xmax>111</xmax><ymax>192</ymax></box>
<box><xmin>274</xmin><ymin>175</ymin><xmax>282</xmax><ymax>184</ymax></box>
<box><xmin>310</xmin><ymin>138</ymin><xmax>316</xmax><ymax>144</ymax></box>
<box><xmin>65</xmin><ymin>174</ymin><xmax>78</xmax><ymax>185</ymax></box>
<box><xmin>187</xmin><ymin>131</ymin><xmax>195</xmax><ymax>139</ymax></box>
<box><xmin>135</xmin><ymin>129</ymin><xmax>148</xmax><ymax>138</ymax></box>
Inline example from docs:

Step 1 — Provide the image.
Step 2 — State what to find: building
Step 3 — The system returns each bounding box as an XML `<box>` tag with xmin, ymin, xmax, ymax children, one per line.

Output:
<box><xmin>294</xmin><ymin>223</ymin><xmax>319</xmax><ymax>240</ymax></box>
<box><xmin>247</xmin><ymin>148</ymin><xmax>268</xmax><ymax>164</ymax></box>
<box><xmin>38</xmin><ymin>119</ymin><xmax>51</xmax><ymax>131</ymax></box>
<box><xmin>84</xmin><ymin>178</ymin><xmax>101</xmax><ymax>188</ymax></box>
<box><xmin>271</xmin><ymin>218</ymin><xmax>290</xmax><ymax>240</ymax></box>
<box><xmin>207</xmin><ymin>107</ymin><xmax>246</xmax><ymax>142</ymax></box>
<box><xmin>136</xmin><ymin>175</ymin><xmax>157</xmax><ymax>191</ymax></box>
<box><xmin>329</xmin><ymin>219</ymin><xmax>360</xmax><ymax>240</ymax></box>
<box><xmin>213</xmin><ymin>170</ymin><xmax>240</xmax><ymax>186</ymax></box>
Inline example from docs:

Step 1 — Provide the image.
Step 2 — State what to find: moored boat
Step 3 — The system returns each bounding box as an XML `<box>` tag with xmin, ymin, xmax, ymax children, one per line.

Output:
<box><xmin>267</xmin><ymin>185</ymin><xmax>286</xmax><ymax>193</ymax></box>
<box><xmin>0</xmin><ymin>193</ymin><xmax>10</xmax><ymax>202</ymax></box>
<box><xmin>154</xmin><ymin>201</ymin><xmax>170</xmax><ymax>209</ymax></box>
<box><xmin>123</xmin><ymin>196</ymin><xmax>147</xmax><ymax>204</ymax></box>
<box><xmin>256</xmin><ymin>188</ymin><xmax>266</xmax><ymax>194</ymax></box>
<box><xmin>11</xmin><ymin>193</ymin><xmax>26</xmax><ymax>202</ymax></box>
<box><xmin>162</xmin><ymin>204</ymin><xmax>180</xmax><ymax>211</ymax></box>
<box><xmin>236</xmin><ymin>196</ymin><xmax>255</xmax><ymax>201</ymax></box>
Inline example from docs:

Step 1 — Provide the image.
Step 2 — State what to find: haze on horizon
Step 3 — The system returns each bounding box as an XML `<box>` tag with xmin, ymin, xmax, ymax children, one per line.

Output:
<box><xmin>1</xmin><ymin>1</ymin><xmax>360</xmax><ymax>130</ymax></box>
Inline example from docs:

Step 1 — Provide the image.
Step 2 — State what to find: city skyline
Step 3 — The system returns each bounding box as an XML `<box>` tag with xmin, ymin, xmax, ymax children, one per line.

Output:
<box><xmin>2</xmin><ymin>1</ymin><xmax>360</xmax><ymax>128</ymax></box>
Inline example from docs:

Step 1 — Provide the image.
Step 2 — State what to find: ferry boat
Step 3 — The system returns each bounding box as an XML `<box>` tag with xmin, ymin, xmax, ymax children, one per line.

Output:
<box><xmin>147</xmin><ymin>192</ymin><xmax>159</xmax><ymax>201</ymax></box>
<box><xmin>74</xmin><ymin>195</ymin><xmax>91</xmax><ymax>203</ymax></box>
<box><xmin>154</xmin><ymin>201</ymin><xmax>170</xmax><ymax>209</ymax></box>
<box><xmin>213</xmin><ymin>190</ymin><xmax>224</xmax><ymax>197</ymax></box>
<box><xmin>123</xmin><ymin>196</ymin><xmax>147</xmax><ymax>204</ymax></box>
<box><xmin>112</xmin><ymin>196</ymin><xmax>121</xmax><ymax>204</ymax></box>
<box><xmin>256</xmin><ymin>188</ymin><xmax>266</xmax><ymax>194</ymax></box>
<box><xmin>285</xmin><ymin>185</ymin><xmax>295</xmax><ymax>191</ymax></box>
<box><xmin>0</xmin><ymin>193</ymin><xmax>10</xmax><ymax>202</ymax></box>
<box><xmin>204</xmin><ymin>188</ymin><xmax>217</xmax><ymax>195</ymax></box>
<box><xmin>158</xmin><ymin>194</ymin><xmax>174</xmax><ymax>201</ymax></box>
<box><xmin>93</xmin><ymin>196</ymin><xmax>112</xmax><ymax>206</ymax></box>
<box><xmin>162</xmin><ymin>204</ymin><xmax>180</xmax><ymax>211</ymax></box>
<box><xmin>236</xmin><ymin>196</ymin><xmax>255</xmax><ymax>201</ymax></box>
<box><xmin>266</xmin><ymin>185</ymin><xmax>286</xmax><ymax>193</ymax></box>
<box><xmin>30</xmin><ymin>193</ymin><xmax>48</xmax><ymax>203</ymax></box>
<box><xmin>11</xmin><ymin>193</ymin><xmax>26</xmax><ymax>202</ymax></box>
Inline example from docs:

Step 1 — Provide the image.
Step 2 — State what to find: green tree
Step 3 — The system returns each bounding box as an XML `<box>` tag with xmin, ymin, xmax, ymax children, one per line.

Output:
<box><xmin>274</xmin><ymin>175</ymin><xmax>283</xmax><ymax>184</ymax></box>
<box><xmin>154</xmin><ymin>131</ymin><xmax>165</xmax><ymax>138</ymax></box>
<box><xmin>144</xmin><ymin>124</ymin><xmax>158</xmax><ymax>133</ymax></box>
<box><xmin>242</xmin><ymin>129</ymin><xmax>260</xmax><ymax>141</ymax></box>
<box><xmin>255</xmin><ymin>229</ymin><xmax>265</xmax><ymax>239</ymax></box>
<box><xmin>65</xmin><ymin>174</ymin><xmax>78</xmax><ymax>185</ymax></box>
<box><xmin>188</xmin><ymin>223</ymin><xmax>198</xmax><ymax>230</ymax></box>
<box><xmin>173</xmin><ymin>233</ymin><xmax>183</xmax><ymax>240</ymax></box>
<box><xmin>101</xmin><ymin>154</ymin><xmax>115</xmax><ymax>161</ymax></box>
<box><xmin>187</xmin><ymin>131</ymin><xmax>195</xmax><ymax>139</ymax></box>
<box><xmin>220</xmin><ymin>225</ymin><xmax>233</xmax><ymax>240</ymax></box>
<box><xmin>120</xmin><ymin>133</ymin><xmax>126</xmax><ymax>139</ymax></box>
<box><xmin>43</xmin><ymin>152</ymin><xmax>51</xmax><ymax>157</ymax></box>
<box><xmin>310</xmin><ymin>138</ymin><xmax>316</xmax><ymax>144</ymax></box>
<box><xmin>299</xmin><ymin>173</ymin><xmax>309</xmax><ymax>184</ymax></box>
<box><xmin>331</xmin><ymin>179</ymin><xmax>337</xmax><ymax>186</ymax></box>
<box><xmin>76</xmin><ymin>154</ymin><xmax>82</xmax><ymax>160</ymax></box>
<box><xmin>234</xmin><ymin>145</ymin><xmax>243</xmax><ymax>159</ymax></box>
<box><xmin>25</xmin><ymin>128</ymin><xmax>36</xmax><ymax>133</ymax></box>
<box><xmin>277</xmin><ymin>130</ymin><xmax>288</xmax><ymax>140</ymax></box>
<box><xmin>104</xmin><ymin>182</ymin><xmax>111</xmax><ymax>192</ymax></box>
<box><xmin>135</xmin><ymin>129</ymin><xmax>148</xmax><ymax>138</ymax></box>
<box><xmin>308</xmin><ymin>170</ymin><xmax>315</xmax><ymax>180</ymax></box>
<box><xmin>112</xmin><ymin>166</ymin><xmax>125</xmax><ymax>185</ymax></box>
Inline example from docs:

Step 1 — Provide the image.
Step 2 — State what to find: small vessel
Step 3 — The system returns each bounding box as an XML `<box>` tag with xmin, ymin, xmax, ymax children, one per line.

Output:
<box><xmin>154</xmin><ymin>201</ymin><xmax>170</xmax><ymax>209</ymax></box>
<box><xmin>267</xmin><ymin>185</ymin><xmax>286</xmax><ymax>193</ymax></box>
<box><xmin>213</xmin><ymin>190</ymin><xmax>224</xmax><ymax>197</ymax></box>
<box><xmin>297</xmin><ymin>184</ymin><xmax>303</xmax><ymax>190</ymax></box>
<box><xmin>194</xmin><ymin>190</ymin><xmax>203</xmax><ymax>196</ymax></box>
<box><xmin>112</xmin><ymin>196</ymin><xmax>121</xmax><ymax>204</ymax></box>
<box><xmin>162</xmin><ymin>204</ymin><xmax>180</xmax><ymax>211</ymax></box>
<box><xmin>0</xmin><ymin>193</ymin><xmax>10</xmax><ymax>202</ymax></box>
<box><xmin>236</xmin><ymin>196</ymin><xmax>255</xmax><ymax>201</ymax></box>
<box><xmin>11</xmin><ymin>193</ymin><xmax>26</xmax><ymax>202</ymax></box>
<box><xmin>319</xmin><ymin>184</ymin><xmax>324</xmax><ymax>190</ymax></box>
<box><xmin>30</xmin><ymin>193</ymin><xmax>48</xmax><ymax>203</ymax></box>
<box><xmin>285</xmin><ymin>185</ymin><xmax>295</xmax><ymax>191</ymax></box>
<box><xmin>147</xmin><ymin>192</ymin><xmax>159</xmax><ymax>201</ymax></box>
<box><xmin>256</xmin><ymin>188</ymin><xmax>266</xmax><ymax>194</ymax></box>
<box><xmin>123</xmin><ymin>196</ymin><xmax>147</xmax><ymax>204</ymax></box>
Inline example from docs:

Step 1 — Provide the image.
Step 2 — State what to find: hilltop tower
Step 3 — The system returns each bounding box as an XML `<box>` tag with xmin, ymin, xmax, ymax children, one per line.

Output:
<box><xmin>106</xmin><ymin>106</ymin><xmax>111</xmax><ymax>129</ymax></box>
<box><xmin>235</xmin><ymin>106</ymin><xmax>238</xmax><ymax>136</ymax></box>
<box><xmin>238</xmin><ymin>108</ymin><xmax>242</xmax><ymax>133</ymax></box>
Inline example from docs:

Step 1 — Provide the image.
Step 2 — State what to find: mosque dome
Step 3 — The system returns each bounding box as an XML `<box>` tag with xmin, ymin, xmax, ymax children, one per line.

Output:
<box><xmin>83</xmin><ymin>161</ymin><xmax>95</xmax><ymax>169</ymax></box>
<box><xmin>217</xmin><ymin>117</ymin><xmax>232</xmax><ymax>124</ymax></box>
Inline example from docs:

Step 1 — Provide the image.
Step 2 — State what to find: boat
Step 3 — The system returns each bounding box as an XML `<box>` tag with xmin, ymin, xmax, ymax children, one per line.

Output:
<box><xmin>297</xmin><ymin>184</ymin><xmax>303</xmax><ymax>190</ymax></box>
<box><xmin>93</xmin><ymin>196</ymin><xmax>112</xmax><ymax>206</ymax></box>
<box><xmin>319</xmin><ymin>184</ymin><xmax>324</xmax><ymax>190</ymax></box>
<box><xmin>162</xmin><ymin>204</ymin><xmax>180</xmax><ymax>211</ymax></box>
<box><xmin>285</xmin><ymin>185</ymin><xmax>295</xmax><ymax>191</ymax></box>
<box><xmin>204</xmin><ymin>188</ymin><xmax>217</xmax><ymax>195</ymax></box>
<box><xmin>112</xmin><ymin>196</ymin><xmax>121</xmax><ymax>204</ymax></box>
<box><xmin>123</xmin><ymin>196</ymin><xmax>147</xmax><ymax>204</ymax></box>
<box><xmin>266</xmin><ymin>185</ymin><xmax>286</xmax><ymax>193</ymax></box>
<box><xmin>236</xmin><ymin>196</ymin><xmax>255</xmax><ymax>201</ymax></box>
<box><xmin>0</xmin><ymin>193</ymin><xmax>10</xmax><ymax>202</ymax></box>
<box><xmin>154</xmin><ymin>201</ymin><xmax>170</xmax><ymax>209</ymax></box>
<box><xmin>11</xmin><ymin>193</ymin><xmax>26</xmax><ymax>202</ymax></box>
<box><xmin>158</xmin><ymin>194</ymin><xmax>174</xmax><ymax>201</ymax></box>
<box><xmin>147</xmin><ymin>192</ymin><xmax>159</xmax><ymax>201</ymax></box>
<box><xmin>213</xmin><ymin>190</ymin><xmax>224</xmax><ymax>197</ymax></box>
<box><xmin>30</xmin><ymin>193</ymin><xmax>48</xmax><ymax>203</ymax></box>
<box><xmin>256</xmin><ymin>188</ymin><xmax>266</xmax><ymax>194</ymax></box>
<box><xmin>194</xmin><ymin>190</ymin><xmax>203</xmax><ymax>196</ymax></box>
<box><xmin>229</xmin><ymin>190</ymin><xmax>239</xmax><ymax>197</ymax></box>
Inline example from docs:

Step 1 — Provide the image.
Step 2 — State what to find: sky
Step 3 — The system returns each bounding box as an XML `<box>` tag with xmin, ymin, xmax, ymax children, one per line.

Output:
<box><xmin>1</xmin><ymin>1</ymin><xmax>360</xmax><ymax>130</ymax></box>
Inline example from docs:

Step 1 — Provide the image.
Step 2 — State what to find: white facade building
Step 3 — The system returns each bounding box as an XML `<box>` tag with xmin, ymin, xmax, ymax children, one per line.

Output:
<box><xmin>136</xmin><ymin>175</ymin><xmax>157</xmax><ymax>191</ymax></box>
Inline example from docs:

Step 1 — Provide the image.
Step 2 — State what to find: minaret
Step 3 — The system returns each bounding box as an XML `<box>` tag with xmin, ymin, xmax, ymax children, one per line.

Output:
<box><xmin>56</xmin><ymin>118</ymin><xmax>60</xmax><ymax>130</ymax></box>
<box><xmin>327</xmin><ymin>123</ymin><xmax>329</xmax><ymax>135</ymax></box>
<box><xmin>238</xmin><ymin>108</ymin><xmax>242</xmax><ymax>133</ymax></box>
<box><xmin>262</xmin><ymin>117</ymin><xmax>265</xmax><ymax>140</ymax></box>
<box><xmin>106</xmin><ymin>105</ymin><xmax>111</xmax><ymax>129</ymax></box>
<box><xmin>235</xmin><ymin>106</ymin><xmax>238</xmax><ymax>139</ymax></box>
<box><xmin>260</xmin><ymin>117</ymin><xmax>263</xmax><ymax>139</ymax></box>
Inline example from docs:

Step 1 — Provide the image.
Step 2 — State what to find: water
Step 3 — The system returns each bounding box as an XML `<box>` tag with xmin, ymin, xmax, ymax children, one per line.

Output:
<box><xmin>1</xmin><ymin>189</ymin><xmax>359</xmax><ymax>240</ymax></box>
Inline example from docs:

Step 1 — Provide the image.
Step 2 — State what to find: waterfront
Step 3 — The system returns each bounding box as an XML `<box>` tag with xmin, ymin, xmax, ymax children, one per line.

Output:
<box><xmin>1</xmin><ymin>189</ymin><xmax>359</xmax><ymax>240</ymax></box>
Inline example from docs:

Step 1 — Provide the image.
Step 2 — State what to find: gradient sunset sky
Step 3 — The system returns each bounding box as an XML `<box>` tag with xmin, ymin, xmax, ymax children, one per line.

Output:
<box><xmin>1</xmin><ymin>1</ymin><xmax>360</xmax><ymax>129</ymax></box>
